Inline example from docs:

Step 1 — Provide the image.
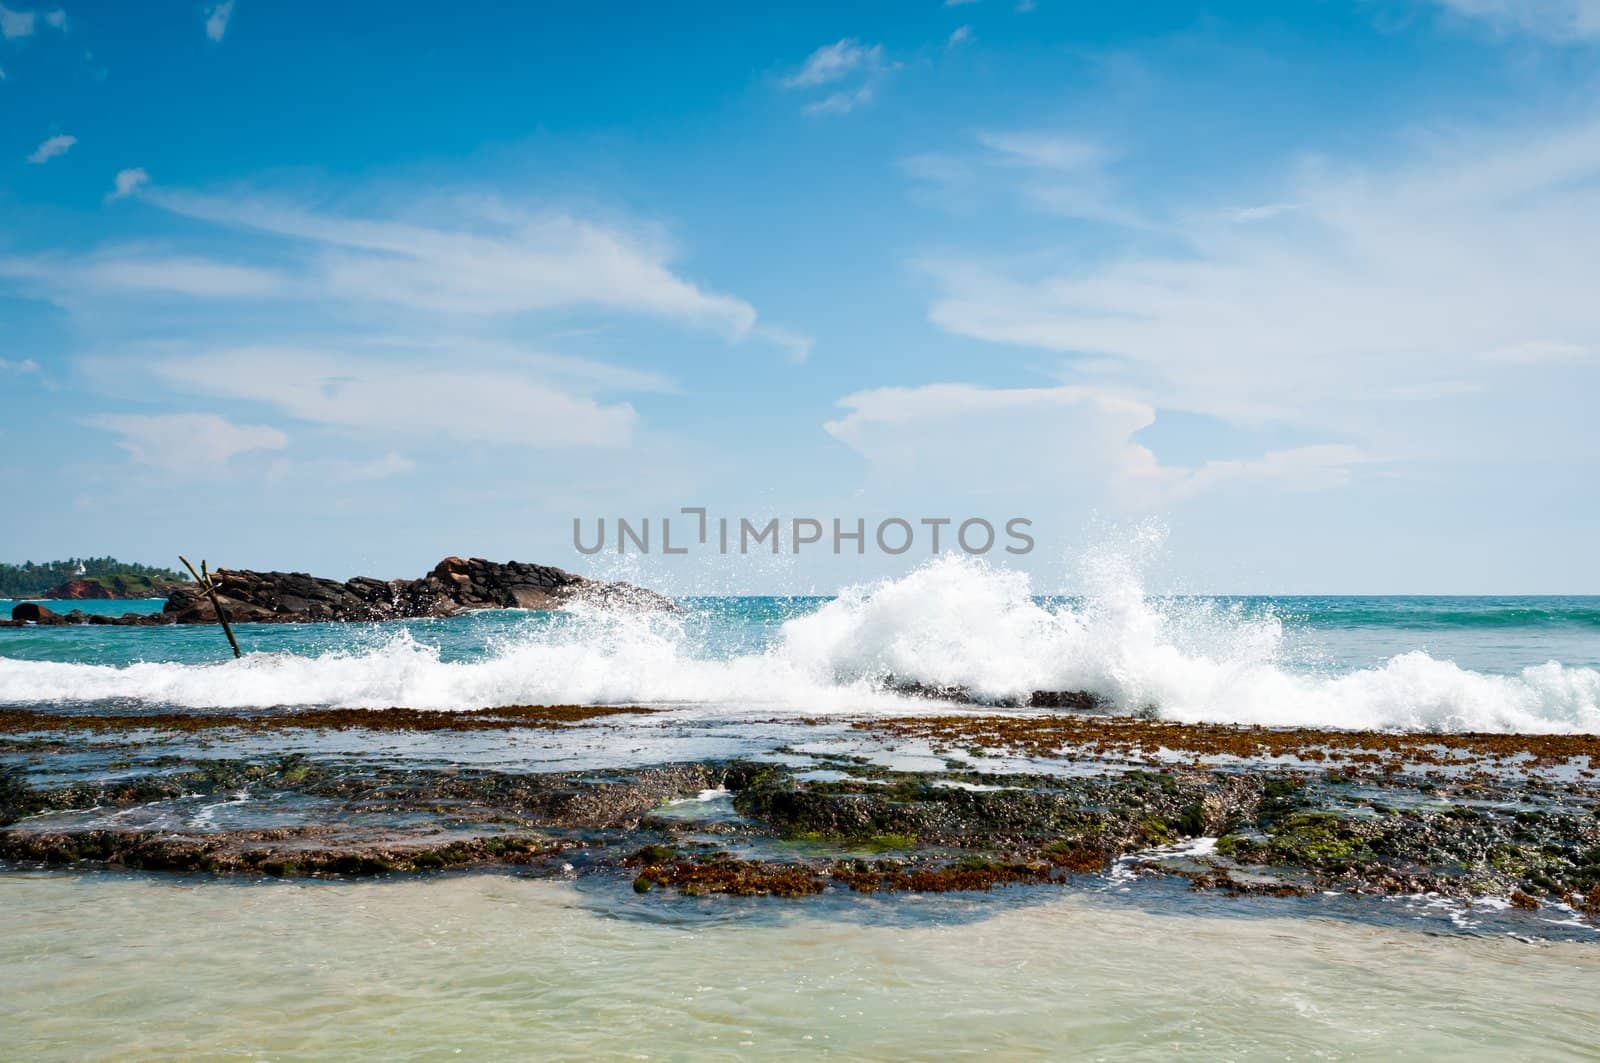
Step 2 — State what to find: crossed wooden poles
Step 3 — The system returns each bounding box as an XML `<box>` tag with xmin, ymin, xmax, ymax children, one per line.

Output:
<box><xmin>178</xmin><ymin>555</ymin><xmax>242</xmax><ymax>659</ymax></box>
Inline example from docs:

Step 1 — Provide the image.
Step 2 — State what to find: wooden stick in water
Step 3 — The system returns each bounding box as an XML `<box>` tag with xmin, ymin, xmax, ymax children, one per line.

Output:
<box><xmin>179</xmin><ymin>555</ymin><xmax>242</xmax><ymax>659</ymax></box>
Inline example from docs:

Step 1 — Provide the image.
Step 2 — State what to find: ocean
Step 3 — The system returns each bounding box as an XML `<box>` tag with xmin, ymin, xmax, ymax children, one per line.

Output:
<box><xmin>5</xmin><ymin>555</ymin><xmax>1600</xmax><ymax>1059</ymax></box>
<box><xmin>3</xmin><ymin>554</ymin><xmax>1598</xmax><ymax>732</ymax></box>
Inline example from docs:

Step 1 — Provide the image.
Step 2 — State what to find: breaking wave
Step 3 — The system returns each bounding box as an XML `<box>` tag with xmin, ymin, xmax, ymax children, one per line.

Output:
<box><xmin>1</xmin><ymin>548</ymin><xmax>1597</xmax><ymax>733</ymax></box>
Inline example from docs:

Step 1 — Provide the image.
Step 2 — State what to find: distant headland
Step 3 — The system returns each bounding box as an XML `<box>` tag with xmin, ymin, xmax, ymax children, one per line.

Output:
<box><xmin>0</xmin><ymin>558</ymin><xmax>187</xmax><ymax>601</ymax></box>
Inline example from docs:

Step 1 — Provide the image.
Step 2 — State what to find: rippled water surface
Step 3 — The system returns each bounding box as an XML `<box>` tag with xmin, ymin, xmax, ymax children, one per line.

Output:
<box><xmin>3</xmin><ymin>874</ymin><xmax>1597</xmax><ymax>1060</ymax></box>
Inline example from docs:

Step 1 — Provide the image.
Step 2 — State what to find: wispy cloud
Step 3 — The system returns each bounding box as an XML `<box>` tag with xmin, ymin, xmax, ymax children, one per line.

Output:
<box><xmin>1225</xmin><ymin>202</ymin><xmax>1298</xmax><ymax>223</ymax></box>
<box><xmin>145</xmin><ymin>191</ymin><xmax>759</xmax><ymax>335</ymax></box>
<box><xmin>333</xmin><ymin>451</ymin><xmax>415</xmax><ymax>481</ymax></box>
<box><xmin>805</xmin><ymin>84</ymin><xmax>876</xmax><ymax>115</ymax></box>
<box><xmin>88</xmin><ymin>413</ymin><xmax>287</xmax><ymax>472</ymax></box>
<box><xmin>146</xmin><ymin>346</ymin><xmax>639</xmax><ymax>450</ymax></box>
<box><xmin>755</xmin><ymin>325</ymin><xmax>814</xmax><ymax>364</ymax></box>
<box><xmin>1481</xmin><ymin>340</ymin><xmax>1591</xmax><ymax>364</ymax></box>
<box><xmin>1</xmin><ymin>5</ymin><xmax>32</xmax><ymax>36</ymax></box>
<box><xmin>977</xmin><ymin>131</ymin><xmax>1106</xmax><ymax>171</ymax></box>
<box><xmin>783</xmin><ymin>38</ymin><xmax>897</xmax><ymax>115</ymax></box>
<box><xmin>1</xmin><ymin>3</ymin><xmax>46</xmax><ymax>38</ymax></box>
<box><xmin>783</xmin><ymin>39</ymin><xmax>884</xmax><ymax>88</ymax></box>
<box><xmin>1428</xmin><ymin>0</ymin><xmax>1600</xmax><ymax>41</ymax></box>
<box><xmin>7</xmin><ymin>187</ymin><xmax>771</xmax><ymax>341</ymax></box>
<box><xmin>908</xmin><ymin>130</ymin><xmax>1142</xmax><ymax>226</ymax></box>
<box><xmin>107</xmin><ymin>167</ymin><xmax>150</xmax><ymax>202</ymax></box>
<box><xmin>922</xmin><ymin>117</ymin><xmax>1600</xmax><ymax>432</ymax></box>
<box><xmin>0</xmin><ymin>357</ymin><xmax>40</xmax><ymax>373</ymax></box>
<box><xmin>204</xmin><ymin>0</ymin><xmax>234</xmax><ymax>42</ymax></box>
<box><xmin>947</xmin><ymin>25</ymin><xmax>972</xmax><ymax>47</ymax></box>
<box><xmin>0</xmin><ymin>249</ymin><xmax>286</xmax><ymax>299</ymax></box>
<box><xmin>825</xmin><ymin>383</ymin><xmax>1364</xmax><ymax>507</ymax></box>
<box><xmin>0</xmin><ymin>4</ymin><xmax>65</xmax><ymax>39</ymax></box>
<box><xmin>26</xmin><ymin>133</ymin><xmax>75</xmax><ymax>164</ymax></box>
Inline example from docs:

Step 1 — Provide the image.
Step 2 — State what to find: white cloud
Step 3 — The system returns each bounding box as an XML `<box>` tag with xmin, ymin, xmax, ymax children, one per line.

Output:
<box><xmin>1225</xmin><ymin>202</ymin><xmax>1298</xmax><ymax>223</ymax></box>
<box><xmin>755</xmin><ymin>325</ymin><xmax>814</xmax><ymax>364</ymax></box>
<box><xmin>0</xmin><ymin>357</ymin><xmax>40</xmax><ymax>373</ymax></box>
<box><xmin>88</xmin><ymin>413</ymin><xmax>287</xmax><ymax>471</ymax></box>
<box><xmin>901</xmin><ymin>153</ymin><xmax>975</xmax><ymax>187</ymax></box>
<box><xmin>825</xmin><ymin>383</ymin><xmax>1364</xmax><ymax>507</ymax></box>
<box><xmin>5</xmin><ymin>190</ymin><xmax>764</xmax><ymax>339</ymax></box>
<box><xmin>0</xmin><ymin>250</ymin><xmax>286</xmax><ymax>299</ymax></box>
<box><xmin>26</xmin><ymin>134</ymin><xmax>75</xmax><ymax>164</ymax></box>
<box><xmin>0</xmin><ymin>5</ymin><xmax>64</xmax><ymax>38</ymax></box>
<box><xmin>1167</xmin><ymin>444</ymin><xmax>1367</xmax><ymax>504</ymax></box>
<box><xmin>805</xmin><ymin>84</ymin><xmax>875</xmax><ymax>115</ymax></box>
<box><xmin>77</xmin><ymin>255</ymin><xmax>282</xmax><ymax>296</ymax></box>
<box><xmin>922</xmin><ymin>118</ymin><xmax>1600</xmax><ymax>430</ymax></box>
<box><xmin>978</xmin><ymin>131</ymin><xmax>1106</xmax><ymax>171</ymax></box>
<box><xmin>107</xmin><ymin>167</ymin><xmax>150</xmax><ymax>201</ymax></box>
<box><xmin>205</xmin><ymin>0</ymin><xmax>233</xmax><ymax>42</ymax></box>
<box><xmin>0</xmin><ymin>4</ymin><xmax>33</xmax><ymax>37</ymax></box>
<box><xmin>145</xmin><ymin>191</ymin><xmax>758</xmax><ymax>335</ymax></box>
<box><xmin>948</xmin><ymin>25</ymin><xmax>972</xmax><ymax>47</ymax></box>
<box><xmin>1429</xmin><ymin>0</ymin><xmax>1600</xmax><ymax>40</ymax></box>
<box><xmin>334</xmin><ymin>451</ymin><xmax>415</xmax><ymax>481</ymax></box>
<box><xmin>1481</xmin><ymin>340</ymin><xmax>1590</xmax><ymax>364</ymax></box>
<box><xmin>945</xmin><ymin>0</ymin><xmax>980</xmax><ymax>6</ymax></box>
<box><xmin>147</xmin><ymin>346</ymin><xmax>639</xmax><ymax>450</ymax></box>
<box><xmin>783</xmin><ymin>38</ymin><xmax>896</xmax><ymax>115</ymax></box>
<box><xmin>783</xmin><ymin>39</ymin><xmax>884</xmax><ymax>88</ymax></box>
<box><xmin>912</xmin><ymin>131</ymin><xmax>1141</xmax><ymax>226</ymax></box>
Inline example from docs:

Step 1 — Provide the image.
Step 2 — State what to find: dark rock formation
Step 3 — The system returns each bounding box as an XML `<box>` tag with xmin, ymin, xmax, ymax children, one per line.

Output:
<box><xmin>3</xmin><ymin>603</ymin><xmax>160</xmax><ymax>628</ymax></box>
<box><xmin>160</xmin><ymin>556</ymin><xmax>674</xmax><ymax>624</ymax></box>
<box><xmin>1</xmin><ymin>557</ymin><xmax>672</xmax><ymax>628</ymax></box>
<box><xmin>886</xmin><ymin>678</ymin><xmax>1105</xmax><ymax>711</ymax></box>
<box><xmin>10</xmin><ymin>602</ymin><xmax>64</xmax><ymax>624</ymax></box>
<box><xmin>5</xmin><ymin>704</ymin><xmax>1599</xmax><ymax>924</ymax></box>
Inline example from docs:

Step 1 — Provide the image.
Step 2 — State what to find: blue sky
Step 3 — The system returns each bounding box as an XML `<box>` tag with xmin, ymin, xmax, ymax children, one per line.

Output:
<box><xmin>3</xmin><ymin>0</ymin><xmax>1599</xmax><ymax>593</ymax></box>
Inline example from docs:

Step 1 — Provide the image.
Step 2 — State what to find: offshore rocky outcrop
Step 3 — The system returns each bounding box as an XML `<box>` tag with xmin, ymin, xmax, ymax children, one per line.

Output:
<box><xmin>4</xmin><ymin>557</ymin><xmax>673</xmax><ymax>626</ymax></box>
<box><xmin>161</xmin><ymin>556</ymin><xmax>674</xmax><ymax>623</ymax></box>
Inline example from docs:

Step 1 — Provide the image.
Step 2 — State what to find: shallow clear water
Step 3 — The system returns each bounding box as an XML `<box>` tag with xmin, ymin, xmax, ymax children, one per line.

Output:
<box><xmin>3</xmin><ymin>873</ymin><xmax>1596</xmax><ymax>1061</ymax></box>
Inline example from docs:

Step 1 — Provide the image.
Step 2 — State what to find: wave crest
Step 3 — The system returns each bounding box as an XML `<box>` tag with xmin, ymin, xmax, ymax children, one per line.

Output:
<box><xmin>2</xmin><ymin>551</ymin><xmax>1597</xmax><ymax>733</ymax></box>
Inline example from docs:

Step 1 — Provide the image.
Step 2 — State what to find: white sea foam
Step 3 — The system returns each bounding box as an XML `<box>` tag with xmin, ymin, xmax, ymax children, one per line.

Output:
<box><xmin>2</xmin><ymin>550</ymin><xmax>1598</xmax><ymax>733</ymax></box>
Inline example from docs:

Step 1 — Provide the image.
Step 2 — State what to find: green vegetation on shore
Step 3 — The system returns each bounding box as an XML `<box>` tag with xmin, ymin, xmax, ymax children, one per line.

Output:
<box><xmin>0</xmin><ymin>558</ymin><xmax>188</xmax><ymax>599</ymax></box>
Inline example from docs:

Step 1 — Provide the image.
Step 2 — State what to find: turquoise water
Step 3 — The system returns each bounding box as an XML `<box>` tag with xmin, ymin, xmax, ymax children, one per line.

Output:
<box><xmin>1</xmin><ymin>597</ymin><xmax>167</xmax><ymax>617</ymax></box>
<box><xmin>5</xmin><ymin>557</ymin><xmax>1600</xmax><ymax>730</ymax></box>
<box><xmin>6</xmin><ymin>575</ymin><xmax>1600</xmax><ymax>1059</ymax></box>
<box><xmin>6</xmin><ymin>594</ymin><xmax>1597</xmax><ymax>671</ymax></box>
